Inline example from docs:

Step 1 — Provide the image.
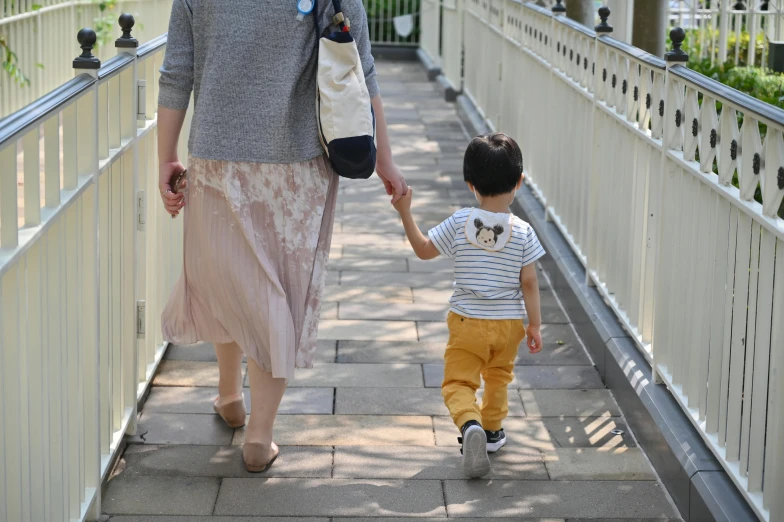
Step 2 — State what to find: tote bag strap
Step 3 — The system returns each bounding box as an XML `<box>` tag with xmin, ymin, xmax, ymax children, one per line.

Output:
<box><xmin>314</xmin><ymin>0</ymin><xmax>349</xmax><ymax>37</ymax></box>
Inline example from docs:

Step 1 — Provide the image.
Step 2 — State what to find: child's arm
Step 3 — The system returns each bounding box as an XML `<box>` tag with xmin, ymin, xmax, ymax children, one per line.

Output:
<box><xmin>520</xmin><ymin>263</ymin><xmax>543</xmax><ymax>354</ymax></box>
<box><xmin>392</xmin><ymin>188</ymin><xmax>441</xmax><ymax>260</ymax></box>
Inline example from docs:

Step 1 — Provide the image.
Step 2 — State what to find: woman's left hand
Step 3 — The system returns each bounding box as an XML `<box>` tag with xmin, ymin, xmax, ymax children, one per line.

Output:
<box><xmin>376</xmin><ymin>161</ymin><xmax>408</xmax><ymax>203</ymax></box>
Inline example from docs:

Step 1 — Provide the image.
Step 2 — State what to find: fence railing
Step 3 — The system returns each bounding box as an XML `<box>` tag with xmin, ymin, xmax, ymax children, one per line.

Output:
<box><xmin>362</xmin><ymin>0</ymin><xmax>422</xmax><ymax>46</ymax></box>
<box><xmin>0</xmin><ymin>0</ymin><xmax>173</xmax><ymax>118</ymax></box>
<box><xmin>669</xmin><ymin>0</ymin><xmax>784</xmax><ymax>67</ymax></box>
<box><xmin>419</xmin><ymin>1</ymin><xmax>784</xmax><ymax>521</ymax></box>
<box><xmin>0</xmin><ymin>16</ymin><xmax>185</xmax><ymax>522</ymax></box>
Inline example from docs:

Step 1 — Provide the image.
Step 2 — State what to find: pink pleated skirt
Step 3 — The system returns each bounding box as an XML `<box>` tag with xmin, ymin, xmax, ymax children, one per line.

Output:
<box><xmin>161</xmin><ymin>155</ymin><xmax>339</xmax><ymax>379</ymax></box>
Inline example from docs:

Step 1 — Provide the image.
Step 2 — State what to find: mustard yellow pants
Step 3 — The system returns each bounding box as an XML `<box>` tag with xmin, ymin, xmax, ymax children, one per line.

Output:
<box><xmin>442</xmin><ymin>311</ymin><xmax>526</xmax><ymax>431</ymax></box>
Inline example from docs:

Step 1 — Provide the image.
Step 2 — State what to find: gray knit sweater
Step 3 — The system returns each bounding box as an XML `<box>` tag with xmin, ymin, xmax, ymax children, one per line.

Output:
<box><xmin>158</xmin><ymin>0</ymin><xmax>380</xmax><ymax>164</ymax></box>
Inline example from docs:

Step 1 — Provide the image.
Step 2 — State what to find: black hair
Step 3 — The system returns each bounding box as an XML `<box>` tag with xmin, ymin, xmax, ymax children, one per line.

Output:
<box><xmin>463</xmin><ymin>132</ymin><xmax>523</xmax><ymax>197</ymax></box>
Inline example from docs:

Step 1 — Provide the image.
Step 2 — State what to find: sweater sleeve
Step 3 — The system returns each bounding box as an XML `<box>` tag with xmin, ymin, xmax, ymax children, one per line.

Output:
<box><xmin>344</xmin><ymin>1</ymin><xmax>380</xmax><ymax>98</ymax></box>
<box><xmin>158</xmin><ymin>0</ymin><xmax>194</xmax><ymax>110</ymax></box>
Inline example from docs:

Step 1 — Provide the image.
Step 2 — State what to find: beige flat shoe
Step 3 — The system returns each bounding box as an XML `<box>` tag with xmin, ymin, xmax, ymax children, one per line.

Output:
<box><xmin>243</xmin><ymin>442</ymin><xmax>279</xmax><ymax>473</ymax></box>
<box><xmin>213</xmin><ymin>397</ymin><xmax>246</xmax><ymax>428</ymax></box>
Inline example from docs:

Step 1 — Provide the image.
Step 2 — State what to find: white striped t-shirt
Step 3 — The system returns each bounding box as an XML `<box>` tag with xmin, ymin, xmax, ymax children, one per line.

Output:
<box><xmin>428</xmin><ymin>208</ymin><xmax>545</xmax><ymax>319</ymax></box>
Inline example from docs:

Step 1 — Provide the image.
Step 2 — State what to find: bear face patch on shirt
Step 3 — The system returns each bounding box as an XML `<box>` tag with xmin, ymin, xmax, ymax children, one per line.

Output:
<box><xmin>464</xmin><ymin>209</ymin><xmax>513</xmax><ymax>252</ymax></box>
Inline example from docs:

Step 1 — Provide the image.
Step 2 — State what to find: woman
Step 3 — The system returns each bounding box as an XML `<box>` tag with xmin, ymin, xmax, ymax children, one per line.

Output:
<box><xmin>157</xmin><ymin>0</ymin><xmax>406</xmax><ymax>472</ymax></box>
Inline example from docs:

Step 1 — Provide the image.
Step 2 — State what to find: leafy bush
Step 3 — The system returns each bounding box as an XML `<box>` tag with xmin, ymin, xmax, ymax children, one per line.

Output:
<box><xmin>681</xmin><ymin>27</ymin><xmax>766</xmax><ymax>67</ymax></box>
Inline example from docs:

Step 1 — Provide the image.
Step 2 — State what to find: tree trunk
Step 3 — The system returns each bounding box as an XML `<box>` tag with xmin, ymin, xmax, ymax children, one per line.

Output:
<box><xmin>565</xmin><ymin>0</ymin><xmax>595</xmax><ymax>27</ymax></box>
<box><xmin>632</xmin><ymin>0</ymin><xmax>668</xmax><ymax>57</ymax></box>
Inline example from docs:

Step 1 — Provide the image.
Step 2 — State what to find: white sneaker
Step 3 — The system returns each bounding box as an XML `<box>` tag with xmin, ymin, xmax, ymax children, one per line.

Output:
<box><xmin>460</xmin><ymin>421</ymin><xmax>491</xmax><ymax>478</ymax></box>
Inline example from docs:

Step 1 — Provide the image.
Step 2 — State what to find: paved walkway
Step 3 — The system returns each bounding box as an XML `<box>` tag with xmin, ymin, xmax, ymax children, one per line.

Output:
<box><xmin>102</xmin><ymin>61</ymin><xmax>680</xmax><ymax>521</ymax></box>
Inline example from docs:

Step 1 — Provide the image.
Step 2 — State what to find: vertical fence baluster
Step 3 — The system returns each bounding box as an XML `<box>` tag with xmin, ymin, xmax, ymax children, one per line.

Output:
<box><xmin>22</xmin><ymin>128</ymin><xmax>41</xmax><ymax>227</ymax></box>
<box><xmin>1</xmin><ymin>266</ymin><xmax>22</xmax><ymax>522</ymax></box>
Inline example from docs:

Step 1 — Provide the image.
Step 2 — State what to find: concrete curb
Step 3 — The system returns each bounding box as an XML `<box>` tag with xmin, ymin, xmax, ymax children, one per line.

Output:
<box><xmin>456</xmin><ymin>94</ymin><xmax>760</xmax><ymax>522</ymax></box>
<box><xmin>371</xmin><ymin>45</ymin><xmax>418</xmax><ymax>62</ymax></box>
<box><xmin>416</xmin><ymin>48</ymin><xmax>442</xmax><ymax>80</ymax></box>
<box><xmin>436</xmin><ymin>74</ymin><xmax>461</xmax><ymax>102</ymax></box>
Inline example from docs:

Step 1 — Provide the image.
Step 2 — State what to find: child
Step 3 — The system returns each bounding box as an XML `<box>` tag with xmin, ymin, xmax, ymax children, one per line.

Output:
<box><xmin>392</xmin><ymin>132</ymin><xmax>544</xmax><ymax>478</ymax></box>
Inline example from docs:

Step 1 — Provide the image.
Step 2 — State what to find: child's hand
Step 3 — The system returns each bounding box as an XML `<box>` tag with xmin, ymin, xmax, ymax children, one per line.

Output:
<box><xmin>527</xmin><ymin>325</ymin><xmax>542</xmax><ymax>354</ymax></box>
<box><xmin>392</xmin><ymin>186</ymin><xmax>413</xmax><ymax>214</ymax></box>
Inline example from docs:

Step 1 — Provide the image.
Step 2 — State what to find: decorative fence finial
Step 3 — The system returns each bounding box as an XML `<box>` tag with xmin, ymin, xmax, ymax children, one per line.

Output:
<box><xmin>73</xmin><ymin>28</ymin><xmax>101</xmax><ymax>69</ymax></box>
<box><xmin>665</xmin><ymin>27</ymin><xmax>688</xmax><ymax>62</ymax></box>
<box><xmin>116</xmin><ymin>13</ymin><xmax>139</xmax><ymax>48</ymax></box>
<box><xmin>552</xmin><ymin>0</ymin><xmax>565</xmax><ymax>14</ymax></box>
<box><xmin>595</xmin><ymin>6</ymin><xmax>613</xmax><ymax>33</ymax></box>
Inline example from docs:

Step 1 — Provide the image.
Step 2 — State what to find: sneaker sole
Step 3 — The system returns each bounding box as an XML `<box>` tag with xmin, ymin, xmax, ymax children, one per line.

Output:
<box><xmin>462</xmin><ymin>425</ymin><xmax>491</xmax><ymax>478</ymax></box>
<box><xmin>487</xmin><ymin>437</ymin><xmax>507</xmax><ymax>453</ymax></box>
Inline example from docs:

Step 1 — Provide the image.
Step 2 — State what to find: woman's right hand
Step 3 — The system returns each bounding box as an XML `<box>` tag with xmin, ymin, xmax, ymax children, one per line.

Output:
<box><xmin>159</xmin><ymin>161</ymin><xmax>186</xmax><ymax>218</ymax></box>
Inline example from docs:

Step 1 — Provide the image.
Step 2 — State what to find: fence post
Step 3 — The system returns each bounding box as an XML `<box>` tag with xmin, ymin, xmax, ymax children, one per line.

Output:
<box><xmin>73</xmin><ymin>27</ymin><xmax>103</xmax><ymax>522</ymax></box>
<box><xmin>650</xmin><ymin>27</ymin><xmax>688</xmax><ymax>386</ymax></box>
<box><xmin>584</xmin><ymin>7</ymin><xmax>612</xmax><ymax>289</ymax></box>
<box><xmin>543</xmin><ymin>0</ymin><xmax>566</xmax><ymax>223</ymax></box>
<box><xmin>116</xmin><ymin>13</ymin><xmax>141</xmax><ymax>438</ymax></box>
<box><xmin>718</xmin><ymin>0</ymin><xmax>729</xmax><ymax>64</ymax></box>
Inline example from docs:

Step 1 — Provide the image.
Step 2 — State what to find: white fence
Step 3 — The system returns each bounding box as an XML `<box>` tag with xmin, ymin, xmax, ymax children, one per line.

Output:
<box><xmin>0</xmin><ymin>20</ymin><xmax>185</xmax><ymax>521</ymax></box>
<box><xmin>362</xmin><ymin>0</ymin><xmax>422</xmax><ymax>46</ymax></box>
<box><xmin>0</xmin><ymin>0</ymin><xmax>173</xmax><ymax>118</ymax></box>
<box><xmin>669</xmin><ymin>0</ymin><xmax>784</xmax><ymax>66</ymax></box>
<box><xmin>420</xmin><ymin>1</ymin><xmax>784</xmax><ymax>521</ymax></box>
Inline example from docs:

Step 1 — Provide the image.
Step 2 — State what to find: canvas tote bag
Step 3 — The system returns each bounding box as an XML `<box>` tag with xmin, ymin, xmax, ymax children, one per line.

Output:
<box><xmin>315</xmin><ymin>0</ymin><xmax>377</xmax><ymax>179</ymax></box>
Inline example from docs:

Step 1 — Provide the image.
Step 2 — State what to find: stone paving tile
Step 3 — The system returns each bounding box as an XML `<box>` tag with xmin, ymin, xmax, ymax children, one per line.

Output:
<box><xmin>120</xmin><ymin>444</ymin><xmax>332</xmax><ymax>478</ymax></box>
<box><xmin>515</xmin><ymin>325</ymin><xmax>589</xmax><ymax>366</ymax></box>
<box><xmin>317</xmin><ymin>319</ymin><xmax>418</xmax><ymax>341</ymax></box>
<box><xmin>322</xmin><ymin>285</ymin><xmax>413</xmax><ymax>303</ymax></box>
<box><xmin>423</xmin><ymin>364</ymin><xmax>605</xmax><ymax>389</ymax></box>
<box><xmin>412</xmin><ymin>287</ymin><xmax>456</xmax><ymax>303</ymax></box>
<box><xmin>520</xmin><ymin>389</ymin><xmax>621</xmax><ymax>419</ymax></box>
<box><xmin>340</xmin><ymin>243</ymin><xmax>451</xmax><ymax>259</ymax></box>
<box><xmin>444</xmin><ymin>480</ymin><xmax>677</xmax><ymax>518</ymax></box>
<box><xmin>335</xmin><ymin>387</ymin><xmax>525</xmax><ymax>416</ymax></box>
<box><xmin>108</xmin><ymin>518</ymin><xmax>329</xmax><ymax>522</ymax></box>
<box><xmin>289</xmin><ymin>363</ymin><xmax>423</xmax><ymax>388</ymax></box>
<box><xmin>318</xmin><ymin>301</ymin><xmax>338</xmax><ymax>320</ymax></box>
<box><xmin>339</xmin><ymin>302</ymin><xmax>448</xmax><ymax>322</ymax></box>
<box><xmin>327</xmin><ymin>257</ymin><xmax>408</xmax><ymax>272</ymax></box>
<box><xmin>543</xmin><ymin>448</ymin><xmax>656</xmax><ymax>480</ymax></box>
<box><xmin>542</xmin><ymin>416</ymin><xmax>635</xmax><ymax>449</ymax></box>
<box><xmin>416</xmin><ymin>321</ymin><xmax>450</xmax><ymax>342</ymax></box>
<box><xmin>433</xmin><ymin>416</ymin><xmax>555</xmax><ymax>453</ymax></box>
<box><xmin>331</xmin><ymin>232</ymin><xmax>406</xmax><ymax>245</ymax></box>
<box><xmin>338</xmin><ymin>270</ymin><xmax>454</xmax><ymax>287</ymax></box>
<box><xmin>153</xmin><ymin>360</ymin><xmax>240</xmax><ymax>387</ymax></box>
<box><xmin>337</xmin><ymin>340</ymin><xmax>445</xmax><ymax>363</ymax></box>
<box><xmin>143</xmin><ymin>387</ymin><xmax>334</xmax><ymax>415</ymax></box>
<box><xmin>408</xmin><ymin>257</ymin><xmax>455</xmax><ymax>273</ymax></box>
<box><xmin>107</xmin><ymin>515</ymin><xmax>330</xmax><ymax>522</ymax></box>
<box><xmin>325</xmin><ymin>271</ymin><xmax>339</xmax><ymax>285</ymax></box>
<box><xmin>232</xmin><ymin>415</ymin><xmax>435</xmax><ymax>446</ymax></box>
<box><xmin>333</xmin><ymin>445</ymin><xmax>548</xmax><ymax>480</ymax></box>
<box><xmin>164</xmin><ymin>342</ymin><xmax>223</xmax><ymax>362</ymax></box>
<box><xmin>129</xmin><ymin>412</ymin><xmax>234</xmax><ymax>446</ymax></box>
<box><xmin>330</xmin><ymin>517</ymin><xmax>564</xmax><ymax>522</ymax></box>
<box><xmin>102</xmin><ymin>475</ymin><xmax>220</xmax><ymax>516</ymax></box>
<box><xmin>214</xmin><ymin>478</ymin><xmax>447</xmax><ymax>518</ymax></box>
<box><xmin>165</xmin><ymin>341</ymin><xmax>335</xmax><ymax>363</ymax></box>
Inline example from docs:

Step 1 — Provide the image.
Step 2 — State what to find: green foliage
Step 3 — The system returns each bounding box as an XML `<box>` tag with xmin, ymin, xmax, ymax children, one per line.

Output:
<box><xmin>681</xmin><ymin>27</ymin><xmax>766</xmax><ymax>67</ymax></box>
<box><xmin>0</xmin><ymin>35</ymin><xmax>30</xmax><ymax>87</ymax></box>
<box><xmin>363</xmin><ymin>0</ymin><xmax>421</xmax><ymax>43</ymax></box>
<box><xmin>92</xmin><ymin>0</ymin><xmax>119</xmax><ymax>48</ymax></box>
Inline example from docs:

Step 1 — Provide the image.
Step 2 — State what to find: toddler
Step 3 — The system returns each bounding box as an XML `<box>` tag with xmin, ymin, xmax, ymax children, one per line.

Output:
<box><xmin>392</xmin><ymin>132</ymin><xmax>544</xmax><ymax>478</ymax></box>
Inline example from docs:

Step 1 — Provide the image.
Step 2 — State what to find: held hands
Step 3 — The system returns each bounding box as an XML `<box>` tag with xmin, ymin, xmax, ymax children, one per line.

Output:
<box><xmin>527</xmin><ymin>325</ymin><xmax>543</xmax><ymax>354</ymax></box>
<box><xmin>159</xmin><ymin>161</ymin><xmax>187</xmax><ymax>218</ymax></box>
<box><xmin>376</xmin><ymin>160</ymin><xmax>408</xmax><ymax>203</ymax></box>
<box><xmin>392</xmin><ymin>186</ymin><xmax>413</xmax><ymax>214</ymax></box>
